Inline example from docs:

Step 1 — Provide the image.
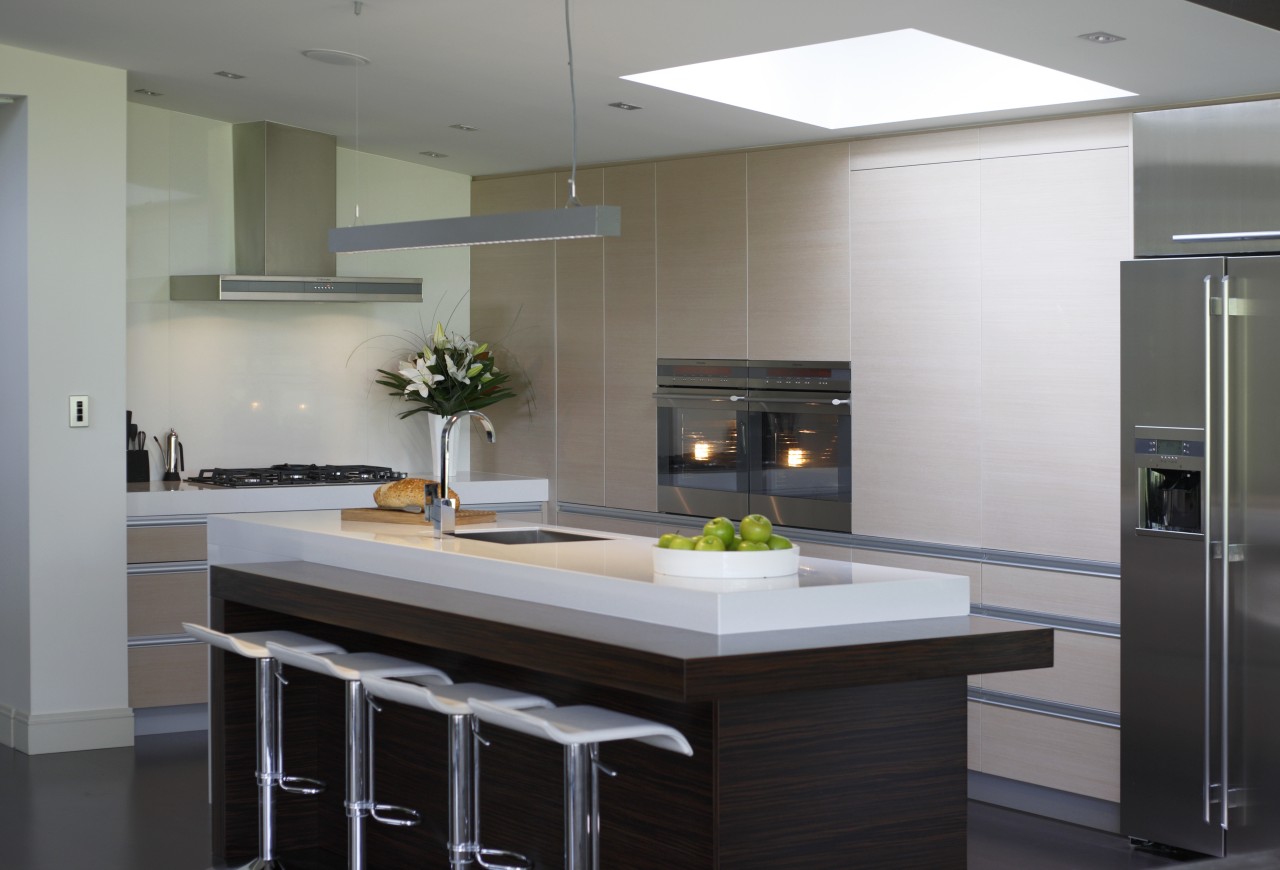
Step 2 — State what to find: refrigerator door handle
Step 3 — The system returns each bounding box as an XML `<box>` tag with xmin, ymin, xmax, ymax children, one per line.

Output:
<box><xmin>1219</xmin><ymin>273</ymin><xmax>1233</xmax><ymax>832</ymax></box>
<box><xmin>1203</xmin><ymin>273</ymin><xmax>1215</xmax><ymax>825</ymax></box>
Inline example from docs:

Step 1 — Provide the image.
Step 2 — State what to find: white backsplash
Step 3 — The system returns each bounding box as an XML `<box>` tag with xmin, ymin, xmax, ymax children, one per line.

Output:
<box><xmin>127</xmin><ymin>104</ymin><xmax>476</xmax><ymax>479</ymax></box>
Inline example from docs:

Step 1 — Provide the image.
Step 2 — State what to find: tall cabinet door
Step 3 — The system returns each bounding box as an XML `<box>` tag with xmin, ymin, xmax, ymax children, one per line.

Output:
<box><xmin>1120</xmin><ymin>256</ymin><xmax>1223</xmax><ymax>857</ymax></box>
<box><xmin>1228</xmin><ymin>255</ymin><xmax>1280</xmax><ymax>853</ymax></box>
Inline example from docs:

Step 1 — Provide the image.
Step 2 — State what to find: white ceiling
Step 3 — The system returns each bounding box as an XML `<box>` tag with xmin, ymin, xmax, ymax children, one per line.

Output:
<box><xmin>4</xmin><ymin>0</ymin><xmax>1280</xmax><ymax>177</ymax></box>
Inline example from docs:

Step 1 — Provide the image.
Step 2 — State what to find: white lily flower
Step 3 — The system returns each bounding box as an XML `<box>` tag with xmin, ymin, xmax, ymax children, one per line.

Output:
<box><xmin>444</xmin><ymin>354</ymin><xmax>471</xmax><ymax>384</ymax></box>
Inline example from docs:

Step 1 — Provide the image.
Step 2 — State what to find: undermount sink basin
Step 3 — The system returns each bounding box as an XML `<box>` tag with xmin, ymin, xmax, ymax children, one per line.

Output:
<box><xmin>453</xmin><ymin>528</ymin><xmax>607</xmax><ymax>545</ymax></box>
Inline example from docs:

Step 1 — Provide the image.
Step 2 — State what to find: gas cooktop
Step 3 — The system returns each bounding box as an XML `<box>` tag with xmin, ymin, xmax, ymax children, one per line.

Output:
<box><xmin>189</xmin><ymin>464</ymin><xmax>408</xmax><ymax>488</ymax></box>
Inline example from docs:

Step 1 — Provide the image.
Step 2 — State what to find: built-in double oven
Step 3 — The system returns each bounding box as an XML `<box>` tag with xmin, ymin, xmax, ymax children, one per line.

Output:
<box><xmin>654</xmin><ymin>359</ymin><xmax>852</xmax><ymax>533</ymax></box>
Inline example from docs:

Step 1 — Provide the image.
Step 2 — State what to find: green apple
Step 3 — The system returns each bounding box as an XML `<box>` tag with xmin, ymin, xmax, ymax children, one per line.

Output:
<box><xmin>694</xmin><ymin>535</ymin><xmax>726</xmax><ymax>551</ymax></box>
<box><xmin>739</xmin><ymin>514</ymin><xmax>773</xmax><ymax>543</ymax></box>
<box><xmin>667</xmin><ymin>535</ymin><xmax>696</xmax><ymax>551</ymax></box>
<box><xmin>766</xmin><ymin>534</ymin><xmax>793</xmax><ymax>550</ymax></box>
<box><xmin>736</xmin><ymin>540</ymin><xmax>769</xmax><ymax>551</ymax></box>
<box><xmin>728</xmin><ymin>535</ymin><xmax>744</xmax><ymax>551</ymax></box>
<box><xmin>702</xmin><ymin>516</ymin><xmax>736</xmax><ymax>547</ymax></box>
<box><xmin>657</xmin><ymin>533</ymin><xmax>679</xmax><ymax>549</ymax></box>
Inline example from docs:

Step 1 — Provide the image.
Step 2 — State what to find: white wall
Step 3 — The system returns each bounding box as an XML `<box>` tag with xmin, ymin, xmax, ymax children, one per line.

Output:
<box><xmin>127</xmin><ymin>104</ymin><xmax>473</xmax><ymax>478</ymax></box>
<box><xmin>0</xmin><ymin>44</ymin><xmax>132</xmax><ymax>753</ymax></box>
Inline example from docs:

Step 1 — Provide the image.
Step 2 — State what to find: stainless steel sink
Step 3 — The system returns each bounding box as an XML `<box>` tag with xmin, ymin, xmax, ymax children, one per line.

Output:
<box><xmin>452</xmin><ymin>528</ymin><xmax>607</xmax><ymax>545</ymax></box>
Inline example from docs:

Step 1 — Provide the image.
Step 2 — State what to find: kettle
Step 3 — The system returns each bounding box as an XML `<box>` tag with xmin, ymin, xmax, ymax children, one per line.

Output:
<box><xmin>155</xmin><ymin>428</ymin><xmax>185</xmax><ymax>482</ymax></box>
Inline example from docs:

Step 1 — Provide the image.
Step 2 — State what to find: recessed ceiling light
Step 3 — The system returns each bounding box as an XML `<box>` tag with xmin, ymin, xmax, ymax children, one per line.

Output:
<box><xmin>133</xmin><ymin>88</ymin><xmax>163</xmax><ymax>97</ymax></box>
<box><xmin>214</xmin><ymin>70</ymin><xmax>246</xmax><ymax>80</ymax></box>
<box><xmin>609</xmin><ymin>101</ymin><xmax>643</xmax><ymax>111</ymax></box>
<box><xmin>1078</xmin><ymin>31</ymin><xmax>1126</xmax><ymax>44</ymax></box>
<box><xmin>622</xmin><ymin>28</ymin><xmax>1137</xmax><ymax>130</ymax></box>
<box><xmin>419</xmin><ymin>151</ymin><xmax>449</xmax><ymax>158</ymax></box>
<box><xmin>301</xmin><ymin>49</ymin><xmax>371</xmax><ymax>66</ymax></box>
<box><xmin>449</xmin><ymin>124</ymin><xmax>479</xmax><ymax>132</ymax></box>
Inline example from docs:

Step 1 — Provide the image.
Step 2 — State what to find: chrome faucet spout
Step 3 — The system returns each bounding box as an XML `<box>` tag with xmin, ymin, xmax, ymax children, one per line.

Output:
<box><xmin>429</xmin><ymin>410</ymin><xmax>496</xmax><ymax>538</ymax></box>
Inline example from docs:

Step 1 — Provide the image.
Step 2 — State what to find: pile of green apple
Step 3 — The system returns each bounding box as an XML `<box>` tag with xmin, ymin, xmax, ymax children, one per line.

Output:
<box><xmin>656</xmin><ymin>514</ymin><xmax>793</xmax><ymax>552</ymax></box>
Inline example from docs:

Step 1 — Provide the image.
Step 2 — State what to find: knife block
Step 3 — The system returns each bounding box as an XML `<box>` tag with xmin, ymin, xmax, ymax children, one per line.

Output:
<box><xmin>127</xmin><ymin>449</ymin><xmax>150</xmax><ymax>483</ymax></box>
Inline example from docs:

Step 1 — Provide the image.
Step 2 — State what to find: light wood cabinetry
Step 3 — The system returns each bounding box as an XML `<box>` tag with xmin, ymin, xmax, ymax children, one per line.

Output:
<box><xmin>603</xmin><ymin>163</ymin><xmax>658</xmax><ymax>511</ymax></box>
<box><xmin>471</xmin><ymin>173</ymin><xmax>558</xmax><ymax>483</ymax></box>
<box><xmin>746</xmin><ymin>142</ymin><xmax>850</xmax><ymax>361</ymax></box>
<box><xmin>126</xmin><ymin>521</ymin><xmax>209</xmax><ymax>709</ymax></box>
<box><xmin>978</xmin><ymin>146</ymin><xmax>1130</xmax><ymax>563</ymax></box>
<box><xmin>849</xmin><ymin>158</ymin><xmax>983</xmax><ymax>546</ymax></box>
<box><xmin>655</xmin><ymin>153</ymin><xmax>747</xmax><ymax>359</ymax></box>
<box><xmin>981</xmin><ymin>563</ymin><xmax>1119</xmax><ymax>624</ymax></box>
<box><xmin>973</xmin><ymin>630</ymin><xmax>1119</xmax><ymax>713</ymax></box>
<box><xmin>555</xmin><ymin>168</ymin><xmax>606</xmax><ymax>506</ymax></box>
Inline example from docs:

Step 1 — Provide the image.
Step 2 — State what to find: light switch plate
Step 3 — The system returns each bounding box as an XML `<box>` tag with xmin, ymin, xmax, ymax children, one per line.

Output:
<box><xmin>69</xmin><ymin>395</ymin><xmax>89</xmax><ymax>427</ymax></box>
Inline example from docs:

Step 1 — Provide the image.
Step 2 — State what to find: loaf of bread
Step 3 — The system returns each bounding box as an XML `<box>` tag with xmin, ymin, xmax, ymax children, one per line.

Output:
<box><xmin>373</xmin><ymin>477</ymin><xmax>460</xmax><ymax>509</ymax></box>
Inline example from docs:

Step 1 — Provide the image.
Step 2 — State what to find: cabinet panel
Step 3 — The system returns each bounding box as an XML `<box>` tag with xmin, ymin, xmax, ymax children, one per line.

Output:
<box><xmin>746</xmin><ymin>143</ymin><xmax>850</xmax><ymax>361</ymax></box>
<box><xmin>471</xmin><ymin>174</ymin><xmax>558</xmax><ymax>482</ymax></box>
<box><xmin>978</xmin><ymin>113</ymin><xmax>1130</xmax><ymax>159</ymax></box>
<box><xmin>127</xmin><ymin>524</ymin><xmax>207</xmax><ymax>563</ymax></box>
<box><xmin>849</xmin><ymin>160</ymin><xmax>982</xmax><ymax>545</ymax></box>
<box><xmin>981</xmin><ymin>564</ymin><xmax>1120</xmax><ymax>624</ymax></box>
<box><xmin>655</xmin><ymin>154</ymin><xmax>747</xmax><ymax>359</ymax></box>
<box><xmin>127</xmin><ymin>571</ymin><xmax>208</xmax><ymax>637</ymax></box>
<box><xmin>979</xmin><ymin>147</ymin><xmax>1131</xmax><ymax>562</ymax></box>
<box><xmin>974</xmin><ymin>631</ymin><xmax>1119</xmax><ymax>713</ymax></box>
<box><xmin>969</xmin><ymin>702</ymin><xmax>1119</xmax><ymax>802</ymax></box>
<box><xmin>129</xmin><ymin>643</ymin><xmax>208</xmax><ymax>708</ymax></box>
<box><xmin>603</xmin><ymin>163</ymin><xmax>659</xmax><ymax>511</ymax></box>
<box><xmin>555</xmin><ymin>169</ymin><xmax>606</xmax><ymax>506</ymax></box>
<box><xmin>849</xmin><ymin>128</ymin><xmax>979</xmax><ymax>170</ymax></box>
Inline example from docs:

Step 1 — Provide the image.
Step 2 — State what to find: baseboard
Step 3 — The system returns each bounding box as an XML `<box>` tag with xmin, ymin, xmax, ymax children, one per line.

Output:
<box><xmin>134</xmin><ymin>703</ymin><xmax>208</xmax><ymax>736</ymax></box>
<box><xmin>2</xmin><ymin>704</ymin><xmax>134</xmax><ymax>754</ymax></box>
<box><xmin>969</xmin><ymin>771</ymin><xmax>1120</xmax><ymax>833</ymax></box>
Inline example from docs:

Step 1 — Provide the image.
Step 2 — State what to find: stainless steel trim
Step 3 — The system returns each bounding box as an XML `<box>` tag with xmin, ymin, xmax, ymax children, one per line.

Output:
<box><xmin>126</xmin><ymin>515</ymin><xmax>208</xmax><ymax>528</ymax></box>
<box><xmin>127</xmin><ymin>560</ymin><xmax>208</xmax><ymax>575</ymax></box>
<box><xmin>1174</xmin><ymin>231</ymin><xmax>1280</xmax><ymax>243</ymax></box>
<box><xmin>1220</xmin><ymin>273</ymin><xmax>1232</xmax><ymax>831</ymax></box>
<box><xmin>1204</xmin><ymin>273</ymin><xmax>1214</xmax><ymax>824</ymax></box>
<box><xmin>127</xmin><ymin>633</ymin><xmax>203</xmax><ymax>648</ymax></box>
<box><xmin>1135</xmin><ymin>527</ymin><xmax>1204</xmax><ymax>541</ymax></box>
<box><xmin>967</xmin><ymin>688</ymin><xmax>1120</xmax><ymax>729</ymax></box>
<box><xmin>729</xmin><ymin>394</ymin><xmax>748</xmax><ymax>402</ymax></box>
<box><xmin>969</xmin><ymin>604</ymin><xmax>1120</xmax><ymax>639</ymax></box>
<box><xmin>748</xmin><ymin>396</ymin><xmax>850</xmax><ymax>407</ymax></box>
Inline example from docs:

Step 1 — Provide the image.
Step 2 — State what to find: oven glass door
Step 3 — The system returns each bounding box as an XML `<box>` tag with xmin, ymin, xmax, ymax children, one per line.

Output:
<box><xmin>748</xmin><ymin>397</ymin><xmax>851</xmax><ymax>533</ymax></box>
<box><xmin>655</xmin><ymin>390</ymin><xmax>750</xmax><ymax>519</ymax></box>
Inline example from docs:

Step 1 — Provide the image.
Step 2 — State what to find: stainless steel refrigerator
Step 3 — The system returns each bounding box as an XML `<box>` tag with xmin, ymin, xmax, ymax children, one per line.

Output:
<box><xmin>1121</xmin><ymin>254</ymin><xmax>1280</xmax><ymax>856</ymax></box>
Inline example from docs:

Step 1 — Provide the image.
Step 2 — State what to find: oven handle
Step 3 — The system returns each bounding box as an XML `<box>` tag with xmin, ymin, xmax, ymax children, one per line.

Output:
<box><xmin>743</xmin><ymin>396</ymin><xmax>850</xmax><ymax>407</ymax></box>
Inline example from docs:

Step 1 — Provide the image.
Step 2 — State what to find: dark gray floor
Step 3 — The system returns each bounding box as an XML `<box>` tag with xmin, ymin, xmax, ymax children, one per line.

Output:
<box><xmin>0</xmin><ymin>731</ymin><xmax>1269</xmax><ymax>869</ymax></box>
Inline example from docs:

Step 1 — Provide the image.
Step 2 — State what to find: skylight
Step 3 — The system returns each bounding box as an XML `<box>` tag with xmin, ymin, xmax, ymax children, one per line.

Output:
<box><xmin>621</xmin><ymin>29</ymin><xmax>1136</xmax><ymax>129</ymax></box>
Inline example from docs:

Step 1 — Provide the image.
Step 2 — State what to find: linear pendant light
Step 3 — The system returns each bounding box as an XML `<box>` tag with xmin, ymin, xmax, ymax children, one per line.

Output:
<box><xmin>330</xmin><ymin>0</ymin><xmax>618</xmax><ymax>253</ymax></box>
<box><xmin>329</xmin><ymin>204</ymin><xmax>620</xmax><ymax>252</ymax></box>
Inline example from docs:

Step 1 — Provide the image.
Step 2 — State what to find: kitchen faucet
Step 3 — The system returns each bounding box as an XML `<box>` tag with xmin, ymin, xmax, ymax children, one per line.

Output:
<box><xmin>429</xmin><ymin>410</ymin><xmax>496</xmax><ymax>537</ymax></box>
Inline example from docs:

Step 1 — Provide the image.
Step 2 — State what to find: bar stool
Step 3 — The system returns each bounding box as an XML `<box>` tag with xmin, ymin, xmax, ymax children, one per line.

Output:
<box><xmin>264</xmin><ymin>641</ymin><xmax>452</xmax><ymax>870</ymax></box>
<box><xmin>362</xmin><ymin>675</ymin><xmax>553</xmax><ymax>869</ymax></box>
<box><xmin>182</xmin><ymin>622</ymin><xmax>347</xmax><ymax>870</ymax></box>
<box><xmin>467</xmin><ymin>699</ymin><xmax>693</xmax><ymax>870</ymax></box>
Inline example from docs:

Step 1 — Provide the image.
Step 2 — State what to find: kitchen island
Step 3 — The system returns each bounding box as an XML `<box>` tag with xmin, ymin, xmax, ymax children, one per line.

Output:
<box><xmin>207</xmin><ymin>512</ymin><xmax>1053</xmax><ymax>869</ymax></box>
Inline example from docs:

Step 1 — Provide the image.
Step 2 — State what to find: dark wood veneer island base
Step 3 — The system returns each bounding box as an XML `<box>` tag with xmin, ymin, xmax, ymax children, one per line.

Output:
<box><xmin>210</xmin><ymin>561</ymin><xmax>1053</xmax><ymax>869</ymax></box>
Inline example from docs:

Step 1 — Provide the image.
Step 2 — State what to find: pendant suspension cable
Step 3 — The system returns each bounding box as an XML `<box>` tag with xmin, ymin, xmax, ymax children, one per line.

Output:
<box><xmin>353</xmin><ymin>0</ymin><xmax>363</xmax><ymax>225</ymax></box>
<box><xmin>564</xmin><ymin>0</ymin><xmax>581</xmax><ymax>207</ymax></box>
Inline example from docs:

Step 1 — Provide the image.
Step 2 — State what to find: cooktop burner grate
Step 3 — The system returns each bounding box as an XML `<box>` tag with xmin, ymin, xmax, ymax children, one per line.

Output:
<box><xmin>189</xmin><ymin>464</ymin><xmax>408</xmax><ymax>488</ymax></box>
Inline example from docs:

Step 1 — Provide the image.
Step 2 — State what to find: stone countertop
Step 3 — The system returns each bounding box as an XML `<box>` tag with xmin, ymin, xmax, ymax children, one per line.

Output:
<box><xmin>126</xmin><ymin>471</ymin><xmax>548</xmax><ymax>518</ymax></box>
<box><xmin>206</xmin><ymin>510</ymin><xmax>970</xmax><ymax>635</ymax></box>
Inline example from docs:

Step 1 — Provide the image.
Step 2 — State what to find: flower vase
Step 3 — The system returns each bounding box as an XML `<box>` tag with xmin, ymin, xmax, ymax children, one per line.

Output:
<box><xmin>425</xmin><ymin>413</ymin><xmax>450</xmax><ymax>476</ymax></box>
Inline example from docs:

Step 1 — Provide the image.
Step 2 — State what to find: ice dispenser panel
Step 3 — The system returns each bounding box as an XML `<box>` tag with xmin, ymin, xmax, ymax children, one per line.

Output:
<box><xmin>1134</xmin><ymin>427</ymin><xmax>1205</xmax><ymax>535</ymax></box>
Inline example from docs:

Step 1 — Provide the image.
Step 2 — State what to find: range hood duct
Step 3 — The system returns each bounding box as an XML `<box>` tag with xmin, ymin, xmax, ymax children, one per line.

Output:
<box><xmin>168</xmin><ymin>121</ymin><xmax>422</xmax><ymax>302</ymax></box>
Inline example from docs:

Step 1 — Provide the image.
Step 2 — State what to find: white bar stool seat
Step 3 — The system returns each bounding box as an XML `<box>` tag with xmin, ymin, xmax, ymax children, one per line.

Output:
<box><xmin>264</xmin><ymin>641</ymin><xmax>451</xmax><ymax>870</ymax></box>
<box><xmin>362</xmin><ymin>675</ymin><xmax>553</xmax><ymax>869</ymax></box>
<box><xmin>467</xmin><ymin>699</ymin><xmax>693</xmax><ymax>870</ymax></box>
<box><xmin>182</xmin><ymin>623</ymin><xmax>347</xmax><ymax>870</ymax></box>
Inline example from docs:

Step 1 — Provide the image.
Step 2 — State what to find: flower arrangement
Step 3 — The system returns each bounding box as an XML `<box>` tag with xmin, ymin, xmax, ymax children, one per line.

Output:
<box><xmin>375</xmin><ymin>322</ymin><xmax>516</xmax><ymax>418</ymax></box>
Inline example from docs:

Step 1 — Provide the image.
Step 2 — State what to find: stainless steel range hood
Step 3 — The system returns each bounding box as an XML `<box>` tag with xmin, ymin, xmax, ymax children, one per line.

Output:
<box><xmin>168</xmin><ymin>122</ymin><xmax>423</xmax><ymax>302</ymax></box>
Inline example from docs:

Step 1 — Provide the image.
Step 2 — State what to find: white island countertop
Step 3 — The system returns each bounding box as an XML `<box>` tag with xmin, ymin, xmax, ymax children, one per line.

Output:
<box><xmin>208</xmin><ymin>510</ymin><xmax>969</xmax><ymax>636</ymax></box>
<box><xmin>127</xmin><ymin>471</ymin><xmax>548</xmax><ymax>518</ymax></box>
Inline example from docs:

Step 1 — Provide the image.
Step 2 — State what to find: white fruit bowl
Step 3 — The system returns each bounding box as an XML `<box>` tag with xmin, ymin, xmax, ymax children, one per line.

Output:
<box><xmin>651</xmin><ymin>545</ymin><xmax>800</xmax><ymax>579</ymax></box>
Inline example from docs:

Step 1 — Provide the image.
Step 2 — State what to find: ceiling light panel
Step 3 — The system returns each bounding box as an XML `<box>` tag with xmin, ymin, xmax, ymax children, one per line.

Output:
<box><xmin>622</xmin><ymin>29</ymin><xmax>1137</xmax><ymax>130</ymax></box>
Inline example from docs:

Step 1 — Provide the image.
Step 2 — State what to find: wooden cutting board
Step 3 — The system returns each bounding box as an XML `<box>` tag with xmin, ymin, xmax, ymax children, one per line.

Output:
<box><xmin>340</xmin><ymin>507</ymin><xmax>497</xmax><ymax>525</ymax></box>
